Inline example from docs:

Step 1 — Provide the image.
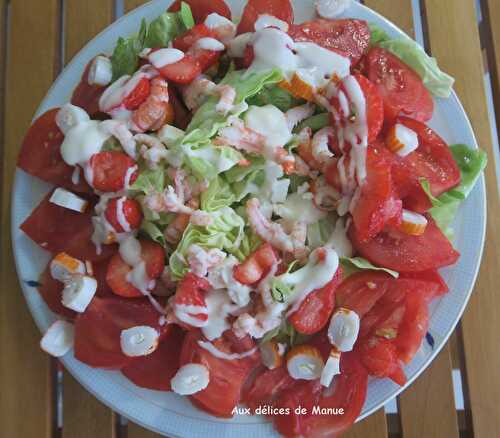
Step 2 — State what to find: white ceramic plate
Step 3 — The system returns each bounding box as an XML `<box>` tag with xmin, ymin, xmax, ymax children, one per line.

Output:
<box><xmin>11</xmin><ymin>1</ymin><xmax>486</xmax><ymax>437</ymax></box>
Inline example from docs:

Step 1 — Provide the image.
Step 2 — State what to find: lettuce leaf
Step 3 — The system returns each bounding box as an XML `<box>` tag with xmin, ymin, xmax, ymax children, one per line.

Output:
<box><xmin>111</xmin><ymin>19</ymin><xmax>147</xmax><ymax>80</ymax></box>
<box><xmin>179</xmin><ymin>1</ymin><xmax>195</xmax><ymax>30</ymax></box>
<box><xmin>169</xmin><ymin>207</ymin><xmax>245</xmax><ymax>279</ymax></box>
<box><xmin>420</xmin><ymin>144</ymin><xmax>487</xmax><ymax>237</ymax></box>
<box><xmin>184</xmin><ymin>69</ymin><xmax>284</xmax><ymax>144</ymax></box>
<box><xmin>181</xmin><ymin>143</ymin><xmax>244</xmax><ymax>179</ymax></box>
<box><xmin>340</xmin><ymin>257</ymin><xmax>399</xmax><ymax>278</ymax></box>
<box><xmin>307</xmin><ymin>217</ymin><xmax>336</xmax><ymax>250</ymax></box>
<box><xmin>295</xmin><ymin>113</ymin><xmax>330</xmax><ymax>133</ymax></box>
<box><xmin>141</xmin><ymin>221</ymin><xmax>166</xmax><ymax>247</ymax></box>
<box><xmin>201</xmin><ymin>176</ymin><xmax>236</xmax><ymax>212</ymax></box>
<box><xmin>130</xmin><ymin>166</ymin><xmax>165</xmax><ymax>195</ymax></box>
<box><xmin>368</xmin><ymin>22</ymin><xmax>455</xmax><ymax>98</ymax></box>
<box><xmin>227</xmin><ymin>228</ymin><xmax>262</xmax><ymax>261</ymax></box>
<box><xmin>247</xmin><ymin>84</ymin><xmax>304</xmax><ymax>112</ymax></box>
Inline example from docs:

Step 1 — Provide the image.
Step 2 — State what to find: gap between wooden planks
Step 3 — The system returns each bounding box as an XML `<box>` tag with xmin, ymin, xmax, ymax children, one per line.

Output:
<box><xmin>61</xmin><ymin>1</ymin><xmax>118</xmax><ymax>438</ymax></box>
<box><xmin>0</xmin><ymin>1</ymin><xmax>59</xmax><ymax>437</ymax></box>
<box><xmin>424</xmin><ymin>1</ymin><xmax>500</xmax><ymax>438</ymax></box>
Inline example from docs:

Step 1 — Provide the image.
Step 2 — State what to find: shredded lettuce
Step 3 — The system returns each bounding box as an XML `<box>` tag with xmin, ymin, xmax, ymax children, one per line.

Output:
<box><xmin>307</xmin><ymin>217</ymin><xmax>336</xmax><ymax>250</ymax></box>
<box><xmin>368</xmin><ymin>22</ymin><xmax>455</xmax><ymax>98</ymax></box>
<box><xmin>130</xmin><ymin>166</ymin><xmax>165</xmax><ymax>195</ymax></box>
<box><xmin>227</xmin><ymin>228</ymin><xmax>262</xmax><ymax>261</ymax></box>
<box><xmin>201</xmin><ymin>176</ymin><xmax>236</xmax><ymax>212</ymax></box>
<box><xmin>247</xmin><ymin>84</ymin><xmax>304</xmax><ymax>112</ymax></box>
<box><xmin>420</xmin><ymin>144</ymin><xmax>487</xmax><ymax>238</ymax></box>
<box><xmin>141</xmin><ymin>221</ymin><xmax>167</xmax><ymax>247</ymax></box>
<box><xmin>184</xmin><ymin>69</ymin><xmax>284</xmax><ymax>144</ymax></box>
<box><xmin>295</xmin><ymin>113</ymin><xmax>330</xmax><ymax>133</ymax></box>
<box><xmin>111</xmin><ymin>4</ymin><xmax>194</xmax><ymax>81</ymax></box>
<box><xmin>169</xmin><ymin>207</ymin><xmax>245</xmax><ymax>279</ymax></box>
<box><xmin>340</xmin><ymin>257</ymin><xmax>399</xmax><ymax>278</ymax></box>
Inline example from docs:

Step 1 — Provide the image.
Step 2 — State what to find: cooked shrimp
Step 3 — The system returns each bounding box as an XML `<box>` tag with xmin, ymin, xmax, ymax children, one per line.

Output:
<box><xmin>311</xmin><ymin>127</ymin><xmax>335</xmax><ymax>162</ymax></box>
<box><xmin>131</xmin><ymin>77</ymin><xmax>171</xmax><ymax>133</ymax></box>
<box><xmin>146</xmin><ymin>186</ymin><xmax>194</xmax><ymax>215</ymax></box>
<box><xmin>136</xmin><ymin>133</ymin><xmax>169</xmax><ymax>168</ymax></box>
<box><xmin>214</xmin><ymin>84</ymin><xmax>236</xmax><ymax>115</ymax></box>
<box><xmin>163</xmin><ymin>198</ymin><xmax>199</xmax><ymax>245</ymax></box>
<box><xmin>310</xmin><ymin>176</ymin><xmax>340</xmax><ymax>212</ymax></box>
<box><xmin>182</xmin><ymin>75</ymin><xmax>216</xmax><ymax>110</ymax></box>
<box><xmin>247</xmin><ymin>198</ymin><xmax>298</xmax><ymax>254</ymax></box>
<box><xmin>190</xmin><ymin>210</ymin><xmax>213</xmax><ymax>226</ymax></box>
<box><xmin>285</xmin><ymin>103</ymin><xmax>315</xmax><ymax>132</ymax></box>
<box><xmin>187</xmin><ymin>245</ymin><xmax>226</xmax><ymax>278</ymax></box>
<box><xmin>100</xmin><ymin>120</ymin><xmax>137</xmax><ymax>159</ymax></box>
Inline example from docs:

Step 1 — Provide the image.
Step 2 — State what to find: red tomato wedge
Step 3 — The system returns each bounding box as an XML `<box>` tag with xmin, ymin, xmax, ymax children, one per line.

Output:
<box><xmin>37</xmin><ymin>267</ymin><xmax>77</xmax><ymax>321</ymax></box>
<box><xmin>106</xmin><ymin>240</ymin><xmax>165</xmax><ymax>298</ymax></box>
<box><xmin>289</xmin><ymin>19</ymin><xmax>370</xmax><ymax>65</ymax></box>
<box><xmin>237</xmin><ymin>0</ymin><xmax>294</xmax><ymax>35</ymax></box>
<box><xmin>17</xmin><ymin>109</ymin><xmax>91</xmax><ymax>194</ymax></box>
<box><xmin>393</xmin><ymin>117</ymin><xmax>461</xmax><ymax>210</ymax></box>
<box><xmin>168</xmin><ymin>0</ymin><xmax>231</xmax><ymax>23</ymax></box>
<box><xmin>359</xmin><ymin>337</ymin><xmax>407</xmax><ymax>386</ymax></box>
<box><xmin>180</xmin><ymin>330</ymin><xmax>260</xmax><ymax>417</ymax></box>
<box><xmin>363</xmin><ymin>47</ymin><xmax>434</xmax><ymax>123</ymax></box>
<box><xmin>20</xmin><ymin>191</ymin><xmax>116</xmax><ymax>262</ymax></box>
<box><xmin>275</xmin><ymin>351</ymin><xmax>368</xmax><ymax>438</ymax></box>
<box><xmin>71</xmin><ymin>57</ymin><xmax>106</xmax><ymax>117</ymax></box>
<box><xmin>354</xmin><ymin>74</ymin><xmax>384</xmax><ymax>143</ymax></box>
<box><xmin>349</xmin><ymin>217</ymin><xmax>460</xmax><ymax>273</ymax></box>
<box><xmin>233</xmin><ymin>243</ymin><xmax>279</xmax><ymax>285</ymax></box>
<box><xmin>121</xmin><ymin>325</ymin><xmax>185</xmax><ymax>391</ymax></box>
<box><xmin>401</xmin><ymin>270</ymin><xmax>449</xmax><ymax>299</ymax></box>
<box><xmin>351</xmin><ymin>145</ymin><xmax>402</xmax><ymax>242</ymax></box>
<box><xmin>335</xmin><ymin>271</ymin><xmax>392</xmax><ymax>317</ymax></box>
<box><xmin>289</xmin><ymin>267</ymin><xmax>343</xmax><ymax>335</ymax></box>
<box><xmin>88</xmin><ymin>151</ymin><xmax>138</xmax><ymax>192</ymax></box>
<box><xmin>393</xmin><ymin>288</ymin><xmax>430</xmax><ymax>363</ymax></box>
<box><xmin>74</xmin><ymin>297</ymin><xmax>169</xmax><ymax>369</ymax></box>
<box><xmin>242</xmin><ymin>366</ymin><xmax>295</xmax><ymax>412</ymax></box>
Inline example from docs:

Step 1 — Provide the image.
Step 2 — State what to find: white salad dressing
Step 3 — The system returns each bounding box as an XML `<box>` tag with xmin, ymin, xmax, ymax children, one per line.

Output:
<box><xmin>198</xmin><ymin>340</ymin><xmax>258</xmax><ymax>361</ymax></box>
<box><xmin>148</xmin><ymin>48</ymin><xmax>185</xmax><ymax>69</ymax></box>
<box><xmin>195</xmin><ymin>37</ymin><xmax>225</xmax><ymax>52</ymax></box>
<box><xmin>200</xmin><ymin>290</ymin><xmax>237</xmax><ymax>340</ymax></box>
<box><xmin>115</xmin><ymin>196</ymin><xmax>132</xmax><ymax>232</ymax></box>
<box><xmin>326</xmin><ymin>218</ymin><xmax>353</xmax><ymax>257</ymax></box>
<box><xmin>274</xmin><ymin>192</ymin><xmax>327</xmax><ymax>225</ymax></box>
<box><xmin>254</xmin><ymin>14</ymin><xmax>290</xmax><ymax>32</ymax></box>
<box><xmin>60</xmin><ymin>121</ymin><xmax>110</xmax><ymax>165</ymax></box>
<box><xmin>244</xmin><ymin>105</ymin><xmax>292</xmax><ymax>149</ymax></box>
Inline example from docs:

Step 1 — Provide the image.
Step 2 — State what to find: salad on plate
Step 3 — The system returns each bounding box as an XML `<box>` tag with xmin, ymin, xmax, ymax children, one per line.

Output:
<box><xmin>17</xmin><ymin>0</ymin><xmax>487</xmax><ymax>436</ymax></box>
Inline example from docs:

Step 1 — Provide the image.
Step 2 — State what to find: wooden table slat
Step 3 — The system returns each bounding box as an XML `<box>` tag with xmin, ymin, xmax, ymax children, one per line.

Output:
<box><xmin>125</xmin><ymin>0</ymin><xmax>151</xmax><ymax>13</ymax></box>
<box><xmin>62</xmin><ymin>2</ymin><xmax>116</xmax><ymax>436</ymax></box>
<box><xmin>424</xmin><ymin>2</ymin><xmax>500</xmax><ymax>437</ymax></box>
<box><xmin>344</xmin><ymin>409</ymin><xmax>388</xmax><ymax>438</ymax></box>
<box><xmin>0</xmin><ymin>1</ymin><xmax>60</xmax><ymax>437</ymax></box>
<box><xmin>398</xmin><ymin>345</ymin><xmax>459</xmax><ymax>438</ymax></box>
<box><xmin>364</xmin><ymin>1</ymin><xmax>460</xmax><ymax>435</ymax></box>
<box><xmin>484</xmin><ymin>0</ymin><xmax>500</xmax><ymax>130</ymax></box>
<box><xmin>128</xmin><ymin>422</ymin><xmax>164</xmax><ymax>438</ymax></box>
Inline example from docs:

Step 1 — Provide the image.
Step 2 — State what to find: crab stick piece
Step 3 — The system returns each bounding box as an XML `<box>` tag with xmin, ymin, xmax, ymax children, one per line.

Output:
<box><xmin>315</xmin><ymin>0</ymin><xmax>352</xmax><ymax>19</ymax></box>
<box><xmin>279</xmin><ymin>73</ymin><xmax>316</xmax><ymax>102</ymax></box>
<box><xmin>55</xmin><ymin>103</ymin><xmax>90</xmax><ymax>134</ymax></box>
<box><xmin>62</xmin><ymin>275</ymin><xmax>98</xmax><ymax>313</ymax></box>
<box><xmin>50</xmin><ymin>252</ymin><xmax>86</xmax><ymax>283</ymax></box>
<box><xmin>400</xmin><ymin>209</ymin><xmax>428</xmax><ymax>236</ymax></box>
<box><xmin>320</xmin><ymin>348</ymin><xmax>342</xmax><ymax>387</ymax></box>
<box><xmin>49</xmin><ymin>188</ymin><xmax>88</xmax><ymax>213</ymax></box>
<box><xmin>120</xmin><ymin>326</ymin><xmax>160</xmax><ymax>357</ymax></box>
<box><xmin>171</xmin><ymin>364</ymin><xmax>210</xmax><ymax>395</ymax></box>
<box><xmin>328</xmin><ymin>308</ymin><xmax>360</xmax><ymax>352</ymax></box>
<box><xmin>88</xmin><ymin>55</ymin><xmax>113</xmax><ymax>87</ymax></box>
<box><xmin>40</xmin><ymin>320</ymin><xmax>74</xmax><ymax>357</ymax></box>
<box><xmin>286</xmin><ymin>344</ymin><xmax>324</xmax><ymax>380</ymax></box>
<box><xmin>386</xmin><ymin>123</ymin><xmax>419</xmax><ymax>157</ymax></box>
<box><xmin>260</xmin><ymin>341</ymin><xmax>286</xmax><ymax>370</ymax></box>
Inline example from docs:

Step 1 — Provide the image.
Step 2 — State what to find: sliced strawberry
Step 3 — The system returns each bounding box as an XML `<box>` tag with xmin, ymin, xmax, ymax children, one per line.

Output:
<box><xmin>233</xmin><ymin>243</ymin><xmax>279</xmax><ymax>285</ymax></box>
<box><xmin>173</xmin><ymin>273</ymin><xmax>211</xmax><ymax>325</ymax></box>
<box><xmin>354</xmin><ymin>74</ymin><xmax>384</xmax><ymax>143</ymax></box>
<box><xmin>122</xmin><ymin>77</ymin><xmax>150</xmax><ymax>110</ymax></box>
<box><xmin>88</xmin><ymin>151</ymin><xmax>138</xmax><ymax>192</ymax></box>
<box><xmin>106</xmin><ymin>240</ymin><xmax>165</xmax><ymax>298</ymax></box>
<box><xmin>157</xmin><ymin>55</ymin><xmax>202</xmax><ymax>85</ymax></box>
<box><xmin>104</xmin><ymin>197</ymin><xmax>143</xmax><ymax>233</ymax></box>
<box><xmin>168</xmin><ymin>0</ymin><xmax>232</xmax><ymax>23</ymax></box>
<box><xmin>173</xmin><ymin>24</ymin><xmax>215</xmax><ymax>52</ymax></box>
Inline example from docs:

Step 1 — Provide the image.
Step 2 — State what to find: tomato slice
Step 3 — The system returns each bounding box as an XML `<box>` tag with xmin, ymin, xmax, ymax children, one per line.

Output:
<box><xmin>401</xmin><ymin>270</ymin><xmax>449</xmax><ymax>299</ymax></box>
<box><xmin>121</xmin><ymin>325</ymin><xmax>185</xmax><ymax>391</ymax></box>
<box><xmin>289</xmin><ymin>19</ymin><xmax>370</xmax><ymax>65</ymax></box>
<box><xmin>37</xmin><ymin>266</ymin><xmax>77</xmax><ymax>321</ymax></box>
<box><xmin>349</xmin><ymin>217</ymin><xmax>460</xmax><ymax>273</ymax></box>
<box><xmin>17</xmin><ymin>109</ymin><xmax>92</xmax><ymax>194</ymax></box>
<box><xmin>276</xmin><ymin>351</ymin><xmax>368</xmax><ymax>438</ymax></box>
<box><xmin>363</xmin><ymin>47</ymin><xmax>434</xmax><ymax>123</ymax></box>
<box><xmin>168</xmin><ymin>0</ymin><xmax>231</xmax><ymax>23</ymax></box>
<box><xmin>20</xmin><ymin>191</ymin><xmax>117</xmax><ymax>262</ymax></box>
<box><xmin>289</xmin><ymin>268</ymin><xmax>343</xmax><ymax>335</ymax></box>
<box><xmin>393</xmin><ymin>117</ymin><xmax>461</xmax><ymax>209</ymax></box>
<box><xmin>71</xmin><ymin>57</ymin><xmax>106</xmax><ymax>117</ymax></box>
<box><xmin>242</xmin><ymin>366</ymin><xmax>295</xmax><ymax>412</ymax></box>
<box><xmin>74</xmin><ymin>297</ymin><xmax>168</xmax><ymax>369</ymax></box>
<box><xmin>335</xmin><ymin>271</ymin><xmax>392</xmax><ymax>317</ymax></box>
<box><xmin>358</xmin><ymin>336</ymin><xmax>407</xmax><ymax>386</ymax></box>
<box><xmin>354</xmin><ymin>74</ymin><xmax>384</xmax><ymax>142</ymax></box>
<box><xmin>237</xmin><ymin>0</ymin><xmax>294</xmax><ymax>35</ymax></box>
<box><xmin>351</xmin><ymin>144</ymin><xmax>402</xmax><ymax>242</ymax></box>
<box><xmin>173</xmin><ymin>24</ymin><xmax>215</xmax><ymax>52</ymax></box>
<box><xmin>180</xmin><ymin>330</ymin><xmax>260</xmax><ymax>417</ymax></box>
